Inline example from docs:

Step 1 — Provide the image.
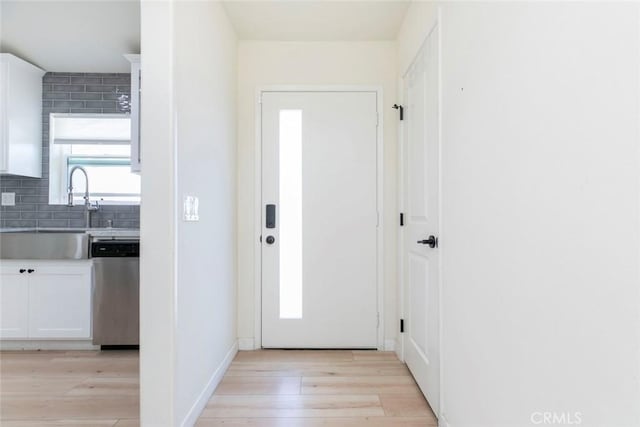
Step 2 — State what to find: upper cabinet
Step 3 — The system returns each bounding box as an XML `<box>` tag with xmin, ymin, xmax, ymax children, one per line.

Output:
<box><xmin>0</xmin><ymin>53</ymin><xmax>45</xmax><ymax>178</ymax></box>
<box><xmin>125</xmin><ymin>54</ymin><xmax>141</xmax><ymax>173</ymax></box>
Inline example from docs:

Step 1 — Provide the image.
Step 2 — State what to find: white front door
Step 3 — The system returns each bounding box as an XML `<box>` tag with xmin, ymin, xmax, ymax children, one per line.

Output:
<box><xmin>261</xmin><ymin>91</ymin><xmax>379</xmax><ymax>349</ymax></box>
<box><xmin>402</xmin><ymin>25</ymin><xmax>441</xmax><ymax>413</ymax></box>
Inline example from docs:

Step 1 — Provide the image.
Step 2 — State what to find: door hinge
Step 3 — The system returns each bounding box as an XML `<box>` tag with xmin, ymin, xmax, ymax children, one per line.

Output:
<box><xmin>400</xmin><ymin>212</ymin><xmax>404</xmax><ymax>226</ymax></box>
<box><xmin>400</xmin><ymin>318</ymin><xmax>405</xmax><ymax>333</ymax></box>
<box><xmin>392</xmin><ymin>104</ymin><xmax>404</xmax><ymax>121</ymax></box>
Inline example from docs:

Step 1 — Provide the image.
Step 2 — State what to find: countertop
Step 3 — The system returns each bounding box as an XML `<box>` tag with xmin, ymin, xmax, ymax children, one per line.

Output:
<box><xmin>0</xmin><ymin>228</ymin><xmax>140</xmax><ymax>238</ymax></box>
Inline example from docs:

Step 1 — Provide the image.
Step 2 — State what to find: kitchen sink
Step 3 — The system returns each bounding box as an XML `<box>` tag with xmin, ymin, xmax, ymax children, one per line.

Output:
<box><xmin>0</xmin><ymin>232</ymin><xmax>89</xmax><ymax>259</ymax></box>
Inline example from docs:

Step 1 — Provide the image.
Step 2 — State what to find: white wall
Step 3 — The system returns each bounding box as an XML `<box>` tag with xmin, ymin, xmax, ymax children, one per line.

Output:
<box><xmin>140</xmin><ymin>1</ymin><xmax>237</xmax><ymax>425</ymax></box>
<box><xmin>140</xmin><ymin>1</ymin><xmax>175</xmax><ymax>424</ymax></box>
<box><xmin>173</xmin><ymin>1</ymin><xmax>237</xmax><ymax>425</ymax></box>
<box><xmin>236</xmin><ymin>41</ymin><xmax>398</xmax><ymax>349</ymax></box>
<box><xmin>398</xmin><ymin>2</ymin><xmax>640</xmax><ymax>427</ymax></box>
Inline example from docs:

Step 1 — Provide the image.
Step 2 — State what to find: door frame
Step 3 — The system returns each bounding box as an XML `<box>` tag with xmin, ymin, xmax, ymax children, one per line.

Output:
<box><xmin>397</xmin><ymin>12</ymin><xmax>445</xmax><ymax>419</ymax></box>
<box><xmin>253</xmin><ymin>85</ymin><xmax>385</xmax><ymax>350</ymax></box>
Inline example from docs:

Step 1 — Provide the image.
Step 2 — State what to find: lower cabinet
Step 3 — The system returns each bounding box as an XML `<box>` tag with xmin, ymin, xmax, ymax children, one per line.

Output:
<box><xmin>0</xmin><ymin>261</ymin><xmax>92</xmax><ymax>340</ymax></box>
<box><xmin>0</xmin><ymin>268</ymin><xmax>29</xmax><ymax>338</ymax></box>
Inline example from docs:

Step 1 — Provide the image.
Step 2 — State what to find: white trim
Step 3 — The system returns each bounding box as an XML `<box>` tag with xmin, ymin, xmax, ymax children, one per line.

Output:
<box><xmin>375</xmin><ymin>88</ymin><xmax>385</xmax><ymax>351</ymax></box>
<box><xmin>397</xmin><ymin>76</ymin><xmax>406</xmax><ymax>364</ymax></box>
<box><xmin>238</xmin><ymin>337</ymin><xmax>255</xmax><ymax>351</ymax></box>
<box><xmin>179</xmin><ymin>340</ymin><xmax>238</xmax><ymax>427</ymax></box>
<box><xmin>438</xmin><ymin>413</ymin><xmax>451</xmax><ymax>427</ymax></box>
<box><xmin>254</xmin><ymin>85</ymin><xmax>385</xmax><ymax>350</ymax></box>
<box><xmin>253</xmin><ymin>88</ymin><xmax>263</xmax><ymax>350</ymax></box>
<box><xmin>436</xmin><ymin>6</ymin><xmax>445</xmax><ymax>422</ymax></box>
<box><xmin>0</xmin><ymin>340</ymin><xmax>98</xmax><ymax>351</ymax></box>
<box><xmin>638</xmin><ymin>6</ymin><xmax>640</xmax><ymax>420</ymax></box>
<box><xmin>394</xmin><ymin>337</ymin><xmax>403</xmax><ymax>360</ymax></box>
<box><xmin>384</xmin><ymin>339</ymin><xmax>396</xmax><ymax>352</ymax></box>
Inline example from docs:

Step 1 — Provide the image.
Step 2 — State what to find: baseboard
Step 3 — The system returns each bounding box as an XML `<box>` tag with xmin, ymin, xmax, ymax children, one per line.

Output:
<box><xmin>384</xmin><ymin>339</ymin><xmax>395</xmax><ymax>351</ymax></box>
<box><xmin>0</xmin><ymin>340</ymin><xmax>99</xmax><ymax>351</ymax></box>
<box><xmin>238</xmin><ymin>337</ymin><xmax>255</xmax><ymax>350</ymax></box>
<box><xmin>394</xmin><ymin>338</ymin><xmax>403</xmax><ymax>361</ymax></box>
<box><xmin>180</xmin><ymin>340</ymin><xmax>238</xmax><ymax>427</ymax></box>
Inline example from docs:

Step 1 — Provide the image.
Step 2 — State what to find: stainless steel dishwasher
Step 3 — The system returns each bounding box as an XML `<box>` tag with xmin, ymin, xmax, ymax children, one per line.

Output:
<box><xmin>91</xmin><ymin>238</ymin><xmax>139</xmax><ymax>346</ymax></box>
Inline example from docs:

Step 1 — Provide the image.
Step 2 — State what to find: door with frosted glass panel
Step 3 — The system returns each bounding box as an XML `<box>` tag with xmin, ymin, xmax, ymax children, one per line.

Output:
<box><xmin>261</xmin><ymin>91</ymin><xmax>378</xmax><ymax>348</ymax></box>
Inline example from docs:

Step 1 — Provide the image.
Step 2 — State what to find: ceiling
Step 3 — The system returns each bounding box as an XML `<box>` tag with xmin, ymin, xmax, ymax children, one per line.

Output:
<box><xmin>0</xmin><ymin>1</ymin><xmax>408</xmax><ymax>73</ymax></box>
<box><xmin>223</xmin><ymin>1</ymin><xmax>411</xmax><ymax>41</ymax></box>
<box><xmin>0</xmin><ymin>1</ymin><xmax>140</xmax><ymax>73</ymax></box>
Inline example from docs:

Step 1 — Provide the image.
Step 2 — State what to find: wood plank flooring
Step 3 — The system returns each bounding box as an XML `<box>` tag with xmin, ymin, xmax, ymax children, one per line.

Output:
<box><xmin>0</xmin><ymin>349</ymin><xmax>436</xmax><ymax>426</ymax></box>
<box><xmin>196</xmin><ymin>350</ymin><xmax>437</xmax><ymax>426</ymax></box>
<box><xmin>0</xmin><ymin>350</ymin><xmax>139</xmax><ymax>427</ymax></box>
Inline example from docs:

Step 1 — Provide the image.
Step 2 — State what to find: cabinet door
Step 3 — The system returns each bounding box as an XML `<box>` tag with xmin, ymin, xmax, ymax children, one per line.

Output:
<box><xmin>0</xmin><ymin>265</ymin><xmax>29</xmax><ymax>338</ymax></box>
<box><xmin>0</xmin><ymin>54</ymin><xmax>45</xmax><ymax>177</ymax></box>
<box><xmin>28</xmin><ymin>262</ymin><xmax>92</xmax><ymax>339</ymax></box>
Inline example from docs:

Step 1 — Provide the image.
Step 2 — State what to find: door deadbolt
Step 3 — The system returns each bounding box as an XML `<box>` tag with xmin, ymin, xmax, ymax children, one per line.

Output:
<box><xmin>265</xmin><ymin>235</ymin><xmax>275</xmax><ymax>245</ymax></box>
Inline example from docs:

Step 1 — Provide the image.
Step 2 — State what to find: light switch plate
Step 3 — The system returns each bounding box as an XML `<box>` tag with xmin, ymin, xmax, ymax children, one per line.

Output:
<box><xmin>183</xmin><ymin>195</ymin><xmax>199</xmax><ymax>221</ymax></box>
<box><xmin>1</xmin><ymin>192</ymin><xmax>15</xmax><ymax>206</ymax></box>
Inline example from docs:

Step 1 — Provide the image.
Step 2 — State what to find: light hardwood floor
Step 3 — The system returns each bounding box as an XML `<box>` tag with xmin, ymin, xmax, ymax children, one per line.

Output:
<box><xmin>0</xmin><ymin>349</ymin><xmax>436</xmax><ymax>426</ymax></box>
<box><xmin>196</xmin><ymin>350</ymin><xmax>437</xmax><ymax>426</ymax></box>
<box><xmin>0</xmin><ymin>350</ymin><xmax>139</xmax><ymax>427</ymax></box>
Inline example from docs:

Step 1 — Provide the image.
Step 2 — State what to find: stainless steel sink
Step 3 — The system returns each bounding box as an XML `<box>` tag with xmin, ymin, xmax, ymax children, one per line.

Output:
<box><xmin>0</xmin><ymin>232</ymin><xmax>89</xmax><ymax>259</ymax></box>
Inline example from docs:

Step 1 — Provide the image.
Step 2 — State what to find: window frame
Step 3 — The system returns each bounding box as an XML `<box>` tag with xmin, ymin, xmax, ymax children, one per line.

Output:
<box><xmin>48</xmin><ymin>113</ymin><xmax>140</xmax><ymax>206</ymax></box>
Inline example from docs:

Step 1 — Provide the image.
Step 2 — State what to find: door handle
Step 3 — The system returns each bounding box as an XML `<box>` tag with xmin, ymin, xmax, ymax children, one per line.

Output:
<box><xmin>27</xmin><ymin>269</ymin><xmax>35</xmax><ymax>274</ymax></box>
<box><xmin>19</xmin><ymin>269</ymin><xmax>26</xmax><ymax>274</ymax></box>
<box><xmin>417</xmin><ymin>235</ymin><xmax>438</xmax><ymax>248</ymax></box>
<box><xmin>265</xmin><ymin>235</ymin><xmax>275</xmax><ymax>245</ymax></box>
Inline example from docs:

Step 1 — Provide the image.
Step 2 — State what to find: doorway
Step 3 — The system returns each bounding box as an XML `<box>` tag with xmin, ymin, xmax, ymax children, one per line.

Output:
<box><xmin>259</xmin><ymin>89</ymin><xmax>383</xmax><ymax>349</ymax></box>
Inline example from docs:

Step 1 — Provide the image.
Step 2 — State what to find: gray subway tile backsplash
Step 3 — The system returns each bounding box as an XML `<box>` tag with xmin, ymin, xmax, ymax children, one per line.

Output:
<box><xmin>52</xmin><ymin>84</ymin><xmax>85</xmax><ymax>92</ymax></box>
<box><xmin>69</xmin><ymin>76</ymin><xmax>102</xmax><ymax>85</ymax></box>
<box><xmin>70</xmin><ymin>92</ymin><xmax>102</xmax><ymax>101</ymax></box>
<box><xmin>0</xmin><ymin>72</ymin><xmax>139</xmax><ymax>229</ymax></box>
<box><xmin>43</xmin><ymin>75</ymin><xmax>70</xmax><ymax>84</ymax></box>
<box><xmin>4</xmin><ymin>220</ymin><xmax>37</xmax><ymax>228</ymax></box>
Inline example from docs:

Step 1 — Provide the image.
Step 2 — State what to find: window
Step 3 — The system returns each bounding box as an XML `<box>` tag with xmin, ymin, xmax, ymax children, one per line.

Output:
<box><xmin>49</xmin><ymin>114</ymin><xmax>140</xmax><ymax>205</ymax></box>
<box><xmin>278</xmin><ymin>110</ymin><xmax>303</xmax><ymax>319</ymax></box>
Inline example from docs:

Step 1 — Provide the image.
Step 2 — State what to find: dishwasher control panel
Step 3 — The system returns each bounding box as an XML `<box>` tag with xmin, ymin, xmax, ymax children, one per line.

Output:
<box><xmin>91</xmin><ymin>240</ymin><xmax>139</xmax><ymax>258</ymax></box>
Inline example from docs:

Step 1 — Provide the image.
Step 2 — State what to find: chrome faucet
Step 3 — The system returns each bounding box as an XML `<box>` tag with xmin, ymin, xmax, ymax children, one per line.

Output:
<box><xmin>67</xmin><ymin>166</ymin><xmax>100</xmax><ymax>228</ymax></box>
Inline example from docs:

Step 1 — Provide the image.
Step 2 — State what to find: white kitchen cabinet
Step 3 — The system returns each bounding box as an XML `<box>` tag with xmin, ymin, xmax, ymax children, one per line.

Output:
<box><xmin>0</xmin><ymin>53</ymin><xmax>45</xmax><ymax>178</ymax></box>
<box><xmin>0</xmin><ymin>260</ymin><xmax>92</xmax><ymax>340</ymax></box>
<box><xmin>124</xmin><ymin>54</ymin><xmax>141</xmax><ymax>173</ymax></box>
<box><xmin>0</xmin><ymin>265</ymin><xmax>29</xmax><ymax>339</ymax></box>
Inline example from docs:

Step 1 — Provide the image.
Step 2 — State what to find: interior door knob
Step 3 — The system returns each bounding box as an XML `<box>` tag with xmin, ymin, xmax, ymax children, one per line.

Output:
<box><xmin>19</xmin><ymin>269</ymin><xmax>26</xmax><ymax>273</ymax></box>
<box><xmin>417</xmin><ymin>235</ymin><xmax>438</xmax><ymax>248</ymax></box>
<box><xmin>265</xmin><ymin>236</ymin><xmax>275</xmax><ymax>245</ymax></box>
<box><xmin>27</xmin><ymin>269</ymin><xmax>35</xmax><ymax>273</ymax></box>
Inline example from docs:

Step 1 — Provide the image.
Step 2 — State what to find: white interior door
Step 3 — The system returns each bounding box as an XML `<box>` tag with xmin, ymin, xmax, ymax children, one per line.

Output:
<box><xmin>402</xmin><ymin>26</ymin><xmax>441</xmax><ymax>413</ymax></box>
<box><xmin>261</xmin><ymin>91</ymin><xmax>379</xmax><ymax>349</ymax></box>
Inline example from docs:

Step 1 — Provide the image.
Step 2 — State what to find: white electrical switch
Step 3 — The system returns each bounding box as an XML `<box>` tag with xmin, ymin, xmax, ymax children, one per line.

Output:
<box><xmin>183</xmin><ymin>195</ymin><xmax>199</xmax><ymax>221</ymax></box>
<box><xmin>1</xmin><ymin>192</ymin><xmax>15</xmax><ymax>206</ymax></box>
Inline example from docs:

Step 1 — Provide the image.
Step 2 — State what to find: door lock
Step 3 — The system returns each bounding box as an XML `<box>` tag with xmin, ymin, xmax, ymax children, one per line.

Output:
<box><xmin>417</xmin><ymin>235</ymin><xmax>438</xmax><ymax>248</ymax></box>
<box><xmin>265</xmin><ymin>236</ymin><xmax>275</xmax><ymax>245</ymax></box>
